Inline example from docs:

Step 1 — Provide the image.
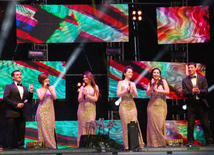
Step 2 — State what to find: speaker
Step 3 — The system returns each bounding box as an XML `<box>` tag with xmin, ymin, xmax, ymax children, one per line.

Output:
<box><xmin>128</xmin><ymin>121</ymin><xmax>139</xmax><ymax>150</ymax></box>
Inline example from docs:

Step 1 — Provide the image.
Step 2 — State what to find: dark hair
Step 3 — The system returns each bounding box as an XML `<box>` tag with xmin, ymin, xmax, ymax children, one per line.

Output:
<box><xmin>11</xmin><ymin>70</ymin><xmax>21</xmax><ymax>77</ymax></box>
<box><xmin>122</xmin><ymin>65</ymin><xmax>133</xmax><ymax>80</ymax></box>
<box><xmin>84</xmin><ymin>71</ymin><xmax>99</xmax><ymax>97</ymax></box>
<box><xmin>38</xmin><ymin>73</ymin><xmax>48</xmax><ymax>84</ymax></box>
<box><xmin>188</xmin><ymin>62</ymin><xmax>196</xmax><ymax>68</ymax></box>
<box><xmin>150</xmin><ymin>68</ymin><xmax>163</xmax><ymax>87</ymax></box>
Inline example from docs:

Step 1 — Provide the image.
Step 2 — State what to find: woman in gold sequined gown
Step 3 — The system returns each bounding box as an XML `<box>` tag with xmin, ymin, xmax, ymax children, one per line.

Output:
<box><xmin>36</xmin><ymin>73</ymin><xmax>57</xmax><ymax>149</ymax></box>
<box><xmin>77</xmin><ymin>71</ymin><xmax>99</xmax><ymax>147</ymax></box>
<box><xmin>117</xmin><ymin>66</ymin><xmax>144</xmax><ymax>150</ymax></box>
<box><xmin>146</xmin><ymin>68</ymin><xmax>169</xmax><ymax>147</ymax></box>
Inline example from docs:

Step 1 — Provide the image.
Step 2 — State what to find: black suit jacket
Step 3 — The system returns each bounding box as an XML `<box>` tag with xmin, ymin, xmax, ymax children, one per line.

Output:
<box><xmin>182</xmin><ymin>74</ymin><xmax>208</xmax><ymax>107</ymax></box>
<box><xmin>3</xmin><ymin>83</ymin><xmax>33</xmax><ymax>118</ymax></box>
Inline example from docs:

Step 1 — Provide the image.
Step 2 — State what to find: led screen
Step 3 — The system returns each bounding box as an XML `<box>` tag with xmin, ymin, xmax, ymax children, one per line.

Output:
<box><xmin>16</xmin><ymin>4</ymin><xmax>129</xmax><ymax>43</ymax></box>
<box><xmin>109</xmin><ymin>60</ymin><xmax>206</xmax><ymax>99</ymax></box>
<box><xmin>0</xmin><ymin>60</ymin><xmax>66</xmax><ymax>99</ymax></box>
<box><xmin>156</xmin><ymin>6</ymin><xmax>210</xmax><ymax>44</ymax></box>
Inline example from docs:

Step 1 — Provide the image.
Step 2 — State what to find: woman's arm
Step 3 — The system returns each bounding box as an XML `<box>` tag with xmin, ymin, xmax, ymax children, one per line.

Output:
<box><xmin>117</xmin><ymin>81</ymin><xmax>129</xmax><ymax>97</ymax></box>
<box><xmin>36</xmin><ymin>88</ymin><xmax>48</xmax><ymax>101</ymax></box>
<box><xmin>155</xmin><ymin>79</ymin><xmax>170</xmax><ymax>94</ymax></box>
<box><xmin>48</xmin><ymin>86</ymin><xmax>57</xmax><ymax>100</ymax></box>
<box><xmin>146</xmin><ymin>83</ymin><xmax>153</xmax><ymax>96</ymax></box>
<box><xmin>78</xmin><ymin>86</ymin><xmax>84</xmax><ymax>103</ymax></box>
<box><xmin>85</xmin><ymin>85</ymin><xmax>99</xmax><ymax>102</ymax></box>
<box><xmin>130</xmin><ymin>82</ymin><xmax>138</xmax><ymax>98</ymax></box>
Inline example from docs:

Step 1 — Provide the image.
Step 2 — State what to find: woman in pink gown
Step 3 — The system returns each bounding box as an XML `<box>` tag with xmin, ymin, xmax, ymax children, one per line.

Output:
<box><xmin>36</xmin><ymin>73</ymin><xmax>57</xmax><ymax>149</ymax></box>
<box><xmin>146</xmin><ymin>68</ymin><xmax>170</xmax><ymax>147</ymax></box>
<box><xmin>117</xmin><ymin>66</ymin><xmax>144</xmax><ymax>150</ymax></box>
<box><xmin>77</xmin><ymin>71</ymin><xmax>99</xmax><ymax>147</ymax></box>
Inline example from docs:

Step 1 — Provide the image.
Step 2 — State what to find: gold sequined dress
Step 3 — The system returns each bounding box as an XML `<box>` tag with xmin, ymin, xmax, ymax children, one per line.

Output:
<box><xmin>77</xmin><ymin>89</ymin><xmax>96</xmax><ymax>147</ymax></box>
<box><xmin>36</xmin><ymin>90</ymin><xmax>57</xmax><ymax>149</ymax></box>
<box><xmin>147</xmin><ymin>85</ymin><xmax>167</xmax><ymax>147</ymax></box>
<box><xmin>119</xmin><ymin>82</ymin><xmax>144</xmax><ymax>149</ymax></box>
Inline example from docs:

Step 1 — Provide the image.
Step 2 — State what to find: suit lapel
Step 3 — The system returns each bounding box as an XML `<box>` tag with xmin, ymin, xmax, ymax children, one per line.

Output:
<box><xmin>196</xmin><ymin>75</ymin><xmax>200</xmax><ymax>87</ymax></box>
<box><xmin>188</xmin><ymin>76</ymin><xmax>193</xmax><ymax>88</ymax></box>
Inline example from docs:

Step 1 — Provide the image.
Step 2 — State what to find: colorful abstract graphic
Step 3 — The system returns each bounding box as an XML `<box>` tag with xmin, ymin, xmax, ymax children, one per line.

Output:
<box><xmin>157</xmin><ymin>6</ymin><xmax>210</xmax><ymax>44</ymax></box>
<box><xmin>0</xmin><ymin>61</ymin><xmax>66</xmax><ymax>99</ymax></box>
<box><xmin>166</xmin><ymin>120</ymin><xmax>206</xmax><ymax>146</ymax></box>
<box><xmin>25</xmin><ymin>120</ymin><xmax>205</xmax><ymax>149</ymax></box>
<box><xmin>109</xmin><ymin>60</ymin><xmax>206</xmax><ymax>99</ymax></box>
<box><xmin>16</xmin><ymin>4</ymin><xmax>129</xmax><ymax>43</ymax></box>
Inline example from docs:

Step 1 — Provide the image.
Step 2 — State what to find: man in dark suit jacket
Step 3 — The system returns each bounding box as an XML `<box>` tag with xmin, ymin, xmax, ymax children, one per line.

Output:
<box><xmin>182</xmin><ymin>62</ymin><xmax>212</xmax><ymax>146</ymax></box>
<box><xmin>3</xmin><ymin>70</ymin><xmax>34</xmax><ymax>149</ymax></box>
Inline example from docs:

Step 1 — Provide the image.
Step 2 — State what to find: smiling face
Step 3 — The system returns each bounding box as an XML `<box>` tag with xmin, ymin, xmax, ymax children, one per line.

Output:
<box><xmin>83</xmin><ymin>74</ymin><xmax>90</xmax><ymax>84</ymax></box>
<box><xmin>124</xmin><ymin>68</ymin><xmax>133</xmax><ymax>79</ymax></box>
<box><xmin>43</xmin><ymin>78</ymin><xmax>49</xmax><ymax>85</ymax></box>
<box><xmin>152</xmin><ymin>69</ymin><xmax>161</xmax><ymax>80</ymax></box>
<box><xmin>188</xmin><ymin>64</ymin><xmax>196</xmax><ymax>76</ymax></box>
<box><xmin>12</xmin><ymin>71</ymin><xmax>22</xmax><ymax>83</ymax></box>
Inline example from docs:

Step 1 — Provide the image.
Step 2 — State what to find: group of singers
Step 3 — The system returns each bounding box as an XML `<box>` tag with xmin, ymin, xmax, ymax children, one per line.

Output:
<box><xmin>2</xmin><ymin>62</ymin><xmax>213</xmax><ymax>150</ymax></box>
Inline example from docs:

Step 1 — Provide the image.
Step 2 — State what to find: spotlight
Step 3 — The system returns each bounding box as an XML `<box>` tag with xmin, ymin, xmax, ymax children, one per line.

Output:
<box><xmin>182</xmin><ymin>104</ymin><xmax>187</xmax><ymax>110</ymax></box>
<box><xmin>28</xmin><ymin>50</ymin><xmax>44</xmax><ymax>59</ymax></box>
<box><xmin>132</xmin><ymin>10</ymin><xmax>136</xmax><ymax>15</ymax></box>
<box><xmin>115</xmin><ymin>97</ymin><xmax>121</xmax><ymax>106</ymax></box>
<box><xmin>77</xmin><ymin>88</ymin><xmax>80</xmax><ymax>92</ymax></box>
<box><xmin>77</xmin><ymin>82</ymin><xmax>81</xmax><ymax>87</ymax></box>
<box><xmin>138</xmin><ymin>16</ymin><xmax>142</xmax><ymax>21</ymax></box>
<box><xmin>137</xmin><ymin>10</ymin><xmax>142</xmax><ymax>15</ymax></box>
<box><xmin>131</xmin><ymin>9</ymin><xmax>142</xmax><ymax>21</ymax></box>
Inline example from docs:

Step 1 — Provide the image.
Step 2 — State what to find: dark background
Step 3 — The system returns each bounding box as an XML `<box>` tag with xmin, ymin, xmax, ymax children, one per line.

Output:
<box><xmin>0</xmin><ymin>0</ymin><xmax>214</xmax><ymax>147</ymax></box>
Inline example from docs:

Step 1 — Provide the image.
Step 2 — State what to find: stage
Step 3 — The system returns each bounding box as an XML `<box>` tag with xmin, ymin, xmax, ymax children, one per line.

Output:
<box><xmin>1</xmin><ymin>146</ymin><xmax>214</xmax><ymax>155</ymax></box>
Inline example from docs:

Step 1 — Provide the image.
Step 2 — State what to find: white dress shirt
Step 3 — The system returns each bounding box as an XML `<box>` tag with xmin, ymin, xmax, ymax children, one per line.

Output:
<box><xmin>15</xmin><ymin>82</ymin><xmax>24</xmax><ymax>99</ymax></box>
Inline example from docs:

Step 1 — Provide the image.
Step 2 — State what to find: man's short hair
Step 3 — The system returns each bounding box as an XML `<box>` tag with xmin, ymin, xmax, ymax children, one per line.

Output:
<box><xmin>188</xmin><ymin>62</ymin><xmax>196</xmax><ymax>68</ymax></box>
<box><xmin>11</xmin><ymin>70</ymin><xmax>21</xmax><ymax>77</ymax></box>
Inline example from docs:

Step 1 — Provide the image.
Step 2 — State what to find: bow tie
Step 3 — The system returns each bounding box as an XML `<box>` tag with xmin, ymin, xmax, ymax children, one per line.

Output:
<box><xmin>17</xmin><ymin>83</ymin><xmax>22</xmax><ymax>86</ymax></box>
<box><xmin>190</xmin><ymin>75</ymin><xmax>196</xmax><ymax>78</ymax></box>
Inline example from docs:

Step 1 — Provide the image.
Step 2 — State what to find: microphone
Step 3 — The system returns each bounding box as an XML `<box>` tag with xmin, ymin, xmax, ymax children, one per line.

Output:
<box><xmin>151</xmin><ymin>78</ymin><xmax>155</xmax><ymax>87</ymax></box>
<box><xmin>47</xmin><ymin>84</ymin><xmax>50</xmax><ymax>86</ymax></box>
<box><xmin>128</xmin><ymin>82</ymin><xmax>130</xmax><ymax>93</ymax></box>
<box><xmin>83</xmin><ymin>83</ymin><xmax>86</xmax><ymax>99</ymax></box>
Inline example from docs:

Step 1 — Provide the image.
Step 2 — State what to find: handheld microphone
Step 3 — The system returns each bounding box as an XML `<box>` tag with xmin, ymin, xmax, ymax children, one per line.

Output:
<box><xmin>47</xmin><ymin>84</ymin><xmax>50</xmax><ymax>86</ymax></box>
<box><xmin>83</xmin><ymin>83</ymin><xmax>86</xmax><ymax>99</ymax></box>
<box><xmin>128</xmin><ymin>82</ymin><xmax>130</xmax><ymax>93</ymax></box>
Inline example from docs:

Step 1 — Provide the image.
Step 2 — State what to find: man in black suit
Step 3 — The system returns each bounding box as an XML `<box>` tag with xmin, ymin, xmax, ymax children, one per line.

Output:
<box><xmin>182</xmin><ymin>62</ymin><xmax>212</xmax><ymax>146</ymax></box>
<box><xmin>3</xmin><ymin>70</ymin><xmax>34</xmax><ymax>149</ymax></box>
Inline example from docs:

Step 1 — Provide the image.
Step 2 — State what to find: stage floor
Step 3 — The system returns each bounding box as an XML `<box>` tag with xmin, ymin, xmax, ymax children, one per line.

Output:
<box><xmin>1</xmin><ymin>146</ymin><xmax>214</xmax><ymax>155</ymax></box>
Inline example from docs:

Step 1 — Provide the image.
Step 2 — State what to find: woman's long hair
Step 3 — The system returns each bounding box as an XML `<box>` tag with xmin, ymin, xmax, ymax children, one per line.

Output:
<box><xmin>84</xmin><ymin>71</ymin><xmax>99</xmax><ymax>97</ymax></box>
<box><xmin>122</xmin><ymin>65</ymin><xmax>133</xmax><ymax>80</ymax></box>
<box><xmin>149</xmin><ymin>68</ymin><xmax>163</xmax><ymax>88</ymax></box>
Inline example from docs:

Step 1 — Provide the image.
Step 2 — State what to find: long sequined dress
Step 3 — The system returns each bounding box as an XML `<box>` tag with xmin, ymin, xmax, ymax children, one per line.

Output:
<box><xmin>119</xmin><ymin>82</ymin><xmax>144</xmax><ymax>149</ymax></box>
<box><xmin>36</xmin><ymin>90</ymin><xmax>57</xmax><ymax>149</ymax></box>
<box><xmin>147</xmin><ymin>85</ymin><xmax>167</xmax><ymax>147</ymax></box>
<box><xmin>77</xmin><ymin>89</ymin><xmax>96</xmax><ymax>147</ymax></box>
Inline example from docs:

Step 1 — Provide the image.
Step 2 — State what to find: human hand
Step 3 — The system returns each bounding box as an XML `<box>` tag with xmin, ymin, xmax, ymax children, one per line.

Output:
<box><xmin>192</xmin><ymin>86</ymin><xmax>199</xmax><ymax>94</ymax></box>
<box><xmin>83</xmin><ymin>88</ymin><xmax>87</xmax><ymax>96</ymax></box>
<box><xmin>29</xmin><ymin>84</ymin><xmax>34</xmax><ymax>92</ymax></box>
<box><xmin>17</xmin><ymin>103</ymin><xmax>24</xmax><ymax>108</ymax></box>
